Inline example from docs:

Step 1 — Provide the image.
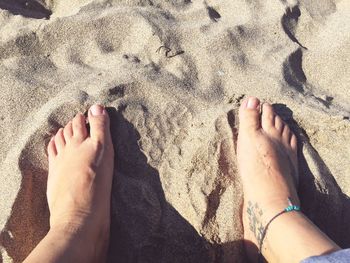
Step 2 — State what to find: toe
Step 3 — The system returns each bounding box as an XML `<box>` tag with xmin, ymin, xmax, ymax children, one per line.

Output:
<box><xmin>47</xmin><ymin>137</ymin><xmax>57</xmax><ymax>159</ymax></box>
<box><xmin>88</xmin><ymin>104</ymin><xmax>110</xmax><ymax>143</ymax></box>
<box><xmin>63</xmin><ymin>121</ymin><xmax>73</xmax><ymax>142</ymax></box>
<box><xmin>261</xmin><ymin>103</ymin><xmax>275</xmax><ymax>131</ymax></box>
<box><xmin>282</xmin><ymin>124</ymin><xmax>292</xmax><ymax>145</ymax></box>
<box><xmin>72</xmin><ymin>113</ymin><xmax>88</xmax><ymax>141</ymax></box>
<box><xmin>54</xmin><ymin>128</ymin><xmax>65</xmax><ymax>153</ymax></box>
<box><xmin>274</xmin><ymin>115</ymin><xmax>284</xmax><ymax>134</ymax></box>
<box><xmin>290</xmin><ymin>134</ymin><xmax>298</xmax><ymax>152</ymax></box>
<box><xmin>238</xmin><ymin>97</ymin><xmax>261</xmax><ymax>131</ymax></box>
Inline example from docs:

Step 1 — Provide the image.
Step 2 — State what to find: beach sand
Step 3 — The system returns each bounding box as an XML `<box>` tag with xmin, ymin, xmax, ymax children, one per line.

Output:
<box><xmin>0</xmin><ymin>0</ymin><xmax>349</xmax><ymax>262</ymax></box>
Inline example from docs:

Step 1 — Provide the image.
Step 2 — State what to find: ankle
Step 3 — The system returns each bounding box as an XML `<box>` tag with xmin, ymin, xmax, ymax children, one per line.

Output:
<box><xmin>263</xmin><ymin>196</ymin><xmax>300</xmax><ymax>219</ymax></box>
<box><xmin>50</xmin><ymin>218</ymin><xmax>109</xmax><ymax>245</ymax></box>
<box><xmin>48</xmin><ymin>222</ymin><xmax>109</xmax><ymax>261</ymax></box>
<box><xmin>262</xmin><ymin>211</ymin><xmax>340</xmax><ymax>263</ymax></box>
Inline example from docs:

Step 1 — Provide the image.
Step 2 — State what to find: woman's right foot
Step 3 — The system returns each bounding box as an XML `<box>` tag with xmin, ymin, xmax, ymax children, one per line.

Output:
<box><xmin>237</xmin><ymin>97</ymin><xmax>300</xmax><ymax>261</ymax></box>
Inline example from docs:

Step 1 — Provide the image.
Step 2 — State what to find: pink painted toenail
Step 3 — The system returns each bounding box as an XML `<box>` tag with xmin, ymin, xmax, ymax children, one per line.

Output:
<box><xmin>90</xmin><ymin>105</ymin><xmax>104</xmax><ymax>116</ymax></box>
<box><xmin>247</xmin><ymin>97</ymin><xmax>259</xmax><ymax>109</ymax></box>
<box><xmin>247</xmin><ymin>98</ymin><xmax>256</xmax><ymax>109</ymax></box>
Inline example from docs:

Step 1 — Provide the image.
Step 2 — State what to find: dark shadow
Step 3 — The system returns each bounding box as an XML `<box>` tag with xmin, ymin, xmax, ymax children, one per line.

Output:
<box><xmin>207</xmin><ymin>6</ymin><xmax>221</xmax><ymax>22</ymax></box>
<box><xmin>0</xmin><ymin>164</ymin><xmax>49</xmax><ymax>263</ymax></box>
<box><xmin>313</xmin><ymin>95</ymin><xmax>333</xmax><ymax>109</ymax></box>
<box><xmin>0</xmin><ymin>105</ymin><xmax>247</xmax><ymax>262</ymax></box>
<box><xmin>0</xmin><ymin>0</ymin><xmax>51</xmax><ymax>19</ymax></box>
<box><xmin>5</xmin><ymin>103</ymin><xmax>347</xmax><ymax>262</ymax></box>
<box><xmin>283</xmin><ymin>48</ymin><xmax>306</xmax><ymax>93</ymax></box>
<box><xmin>281</xmin><ymin>6</ymin><xmax>307</xmax><ymax>49</ymax></box>
<box><xmin>273</xmin><ymin>103</ymin><xmax>350</xmax><ymax>248</ymax></box>
<box><xmin>106</xmin><ymin>106</ymin><xmax>213</xmax><ymax>262</ymax></box>
<box><xmin>221</xmin><ymin>240</ymin><xmax>249</xmax><ymax>263</ymax></box>
<box><xmin>282</xmin><ymin>49</ymin><xmax>335</xmax><ymax>109</ymax></box>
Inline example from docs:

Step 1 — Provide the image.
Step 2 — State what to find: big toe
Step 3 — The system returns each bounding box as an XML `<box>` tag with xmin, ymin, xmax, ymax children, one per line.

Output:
<box><xmin>239</xmin><ymin>97</ymin><xmax>261</xmax><ymax>131</ymax></box>
<box><xmin>88</xmin><ymin>104</ymin><xmax>111</xmax><ymax>143</ymax></box>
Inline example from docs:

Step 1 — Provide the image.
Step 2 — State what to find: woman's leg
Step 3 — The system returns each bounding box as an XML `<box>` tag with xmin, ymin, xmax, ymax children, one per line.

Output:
<box><xmin>237</xmin><ymin>97</ymin><xmax>340</xmax><ymax>263</ymax></box>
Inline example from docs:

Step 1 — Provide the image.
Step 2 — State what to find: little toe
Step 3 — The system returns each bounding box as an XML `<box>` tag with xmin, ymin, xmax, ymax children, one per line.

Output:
<box><xmin>54</xmin><ymin>128</ymin><xmax>65</xmax><ymax>153</ymax></box>
<box><xmin>63</xmin><ymin>121</ymin><xmax>73</xmax><ymax>142</ymax></box>
<box><xmin>238</xmin><ymin>97</ymin><xmax>261</xmax><ymax>131</ymax></box>
<box><xmin>47</xmin><ymin>137</ymin><xmax>57</xmax><ymax>159</ymax></box>
<box><xmin>72</xmin><ymin>113</ymin><xmax>88</xmax><ymax>141</ymax></box>
<box><xmin>261</xmin><ymin>103</ymin><xmax>275</xmax><ymax>132</ymax></box>
<box><xmin>274</xmin><ymin>115</ymin><xmax>285</xmax><ymax>134</ymax></box>
<box><xmin>88</xmin><ymin>104</ymin><xmax>110</xmax><ymax>143</ymax></box>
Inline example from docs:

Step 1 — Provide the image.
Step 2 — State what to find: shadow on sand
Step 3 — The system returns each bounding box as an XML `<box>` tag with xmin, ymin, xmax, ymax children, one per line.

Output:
<box><xmin>0</xmin><ymin>106</ymin><xmax>245</xmax><ymax>262</ymax></box>
<box><xmin>0</xmin><ymin>0</ymin><xmax>51</xmax><ymax>19</ymax></box>
<box><xmin>273</xmin><ymin>103</ymin><xmax>350</xmax><ymax>248</ymax></box>
<box><xmin>106</xmin><ymin>107</ymin><xmax>212</xmax><ymax>262</ymax></box>
<box><xmin>0</xmin><ymin>104</ymin><xmax>349</xmax><ymax>262</ymax></box>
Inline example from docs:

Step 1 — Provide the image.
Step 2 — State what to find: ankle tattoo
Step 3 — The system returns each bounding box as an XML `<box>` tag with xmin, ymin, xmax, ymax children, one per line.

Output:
<box><xmin>246</xmin><ymin>201</ymin><xmax>265</xmax><ymax>244</ymax></box>
<box><xmin>256</xmin><ymin>198</ymin><xmax>301</xmax><ymax>263</ymax></box>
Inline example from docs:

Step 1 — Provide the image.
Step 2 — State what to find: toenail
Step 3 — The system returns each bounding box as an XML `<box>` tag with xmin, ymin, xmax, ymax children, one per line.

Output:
<box><xmin>90</xmin><ymin>105</ymin><xmax>104</xmax><ymax>116</ymax></box>
<box><xmin>247</xmin><ymin>97</ymin><xmax>259</xmax><ymax>109</ymax></box>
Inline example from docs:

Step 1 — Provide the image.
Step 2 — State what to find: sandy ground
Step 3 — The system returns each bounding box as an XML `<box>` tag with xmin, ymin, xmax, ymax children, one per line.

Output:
<box><xmin>0</xmin><ymin>0</ymin><xmax>350</xmax><ymax>262</ymax></box>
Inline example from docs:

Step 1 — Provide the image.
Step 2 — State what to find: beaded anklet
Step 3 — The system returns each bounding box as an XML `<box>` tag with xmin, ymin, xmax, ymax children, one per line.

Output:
<box><xmin>258</xmin><ymin>198</ymin><xmax>301</xmax><ymax>263</ymax></box>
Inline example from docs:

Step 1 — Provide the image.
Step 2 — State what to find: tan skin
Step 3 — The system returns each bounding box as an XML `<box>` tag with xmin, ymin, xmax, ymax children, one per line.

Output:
<box><xmin>24</xmin><ymin>100</ymin><xmax>340</xmax><ymax>263</ymax></box>
<box><xmin>24</xmin><ymin>105</ymin><xmax>114</xmax><ymax>263</ymax></box>
<box><xmin>238</xmin><ymin>97</ymin><xmax>340</xmax><ymax>262</ymax></box>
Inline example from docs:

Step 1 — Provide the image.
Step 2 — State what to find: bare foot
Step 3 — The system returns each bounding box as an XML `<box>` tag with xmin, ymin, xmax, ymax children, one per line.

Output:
<box><xmin>46</xmin><ymin>105</ymin><xmax>114</xmax><ymax>261</ymax></box>
<box><xmin>237</xmin><ymin>97</ymin><xmax>299</xmax><ymax>261</ymax></box>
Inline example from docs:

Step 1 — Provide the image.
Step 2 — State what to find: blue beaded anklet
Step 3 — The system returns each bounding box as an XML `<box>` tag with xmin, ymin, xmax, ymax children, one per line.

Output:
<box><xmin>258</xmin><ymin>198</ymin><xmax>301</xmax><ymax>263</ymax></box>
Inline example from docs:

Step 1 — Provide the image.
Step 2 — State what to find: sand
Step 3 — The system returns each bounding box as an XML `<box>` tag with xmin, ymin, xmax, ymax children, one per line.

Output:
<box><xmin>0</xmin><ymin>0</ymin><xmax>349</xmax><ymax>262</ymax></box>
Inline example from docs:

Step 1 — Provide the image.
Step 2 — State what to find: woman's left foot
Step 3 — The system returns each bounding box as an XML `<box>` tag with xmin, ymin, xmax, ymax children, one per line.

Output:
<box><xmin>47</xmin><ymin>104</ymin><xmax>114</xmax><ymax>260</ymax></box>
